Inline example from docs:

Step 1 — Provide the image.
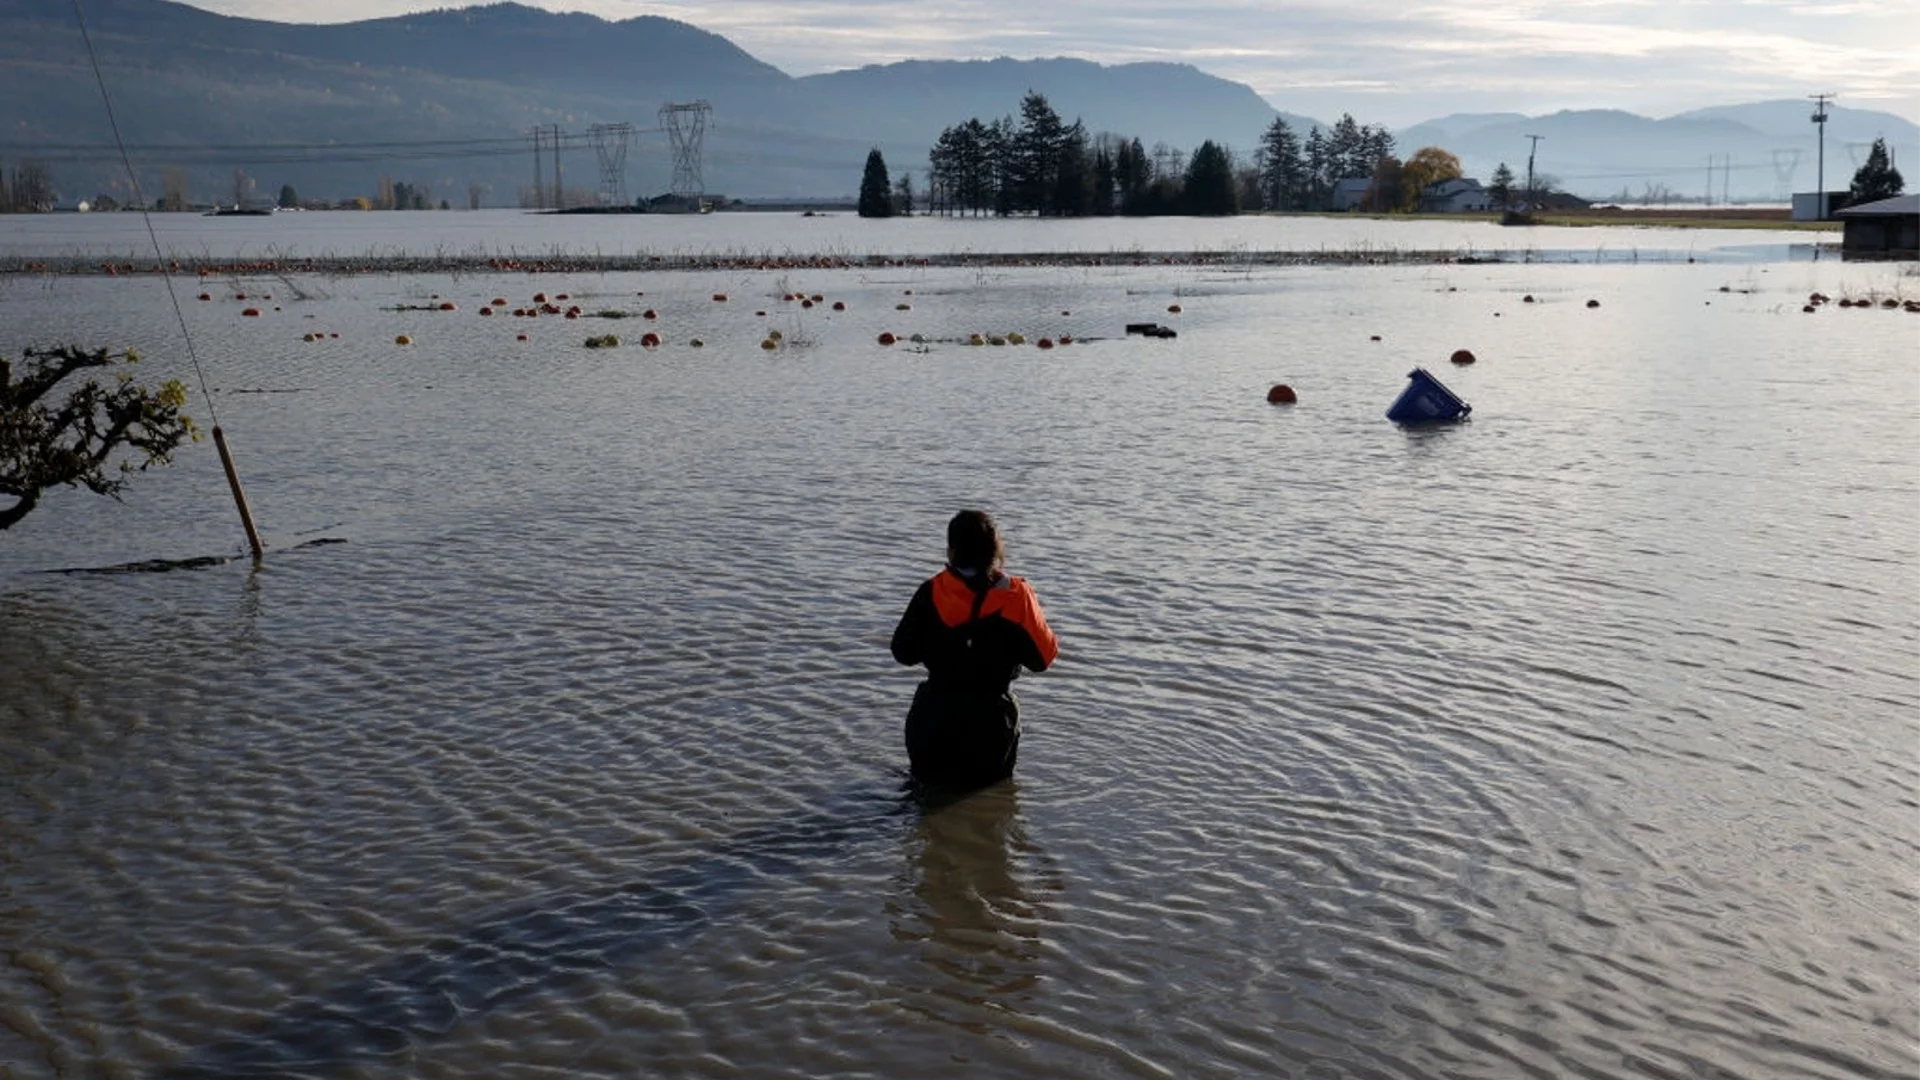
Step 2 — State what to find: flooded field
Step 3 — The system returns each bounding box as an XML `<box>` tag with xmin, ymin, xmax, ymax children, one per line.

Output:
<box><xmin>2</xmin><ymin>215</ymin><xmax>1916</xmax><ymax>1079</ymax></box>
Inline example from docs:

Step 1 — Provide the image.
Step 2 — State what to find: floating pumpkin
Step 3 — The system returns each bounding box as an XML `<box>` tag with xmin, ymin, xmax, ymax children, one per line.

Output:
<box><xmin>1450</xmin><ymin>349</ymin><xmax>1476</xmax><ymax>365</ymax></box>
<box><xmin>1267</xmin><ymin>384</ymin><xmax>1297</xmax><ymax>404</ymax></box>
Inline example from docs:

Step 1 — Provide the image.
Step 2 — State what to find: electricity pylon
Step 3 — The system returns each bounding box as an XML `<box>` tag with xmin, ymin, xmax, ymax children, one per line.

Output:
<box><xmin>659</xmin><ymin>101</ymin><xmax>713</xmax><ymax>199</ymax></box>
<box><xmin>590</xmin><ymin>122</ymin><xmax>635</xmax><ymax>206</ymax></box>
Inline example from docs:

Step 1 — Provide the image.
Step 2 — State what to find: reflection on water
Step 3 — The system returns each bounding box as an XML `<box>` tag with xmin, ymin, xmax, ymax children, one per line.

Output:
<box><xmin>891</xmin><ymin>783</ymin><xmax>1053</xmax><ymax>1017</ymax></box>
<box><xmin>160</xmin><ymin>783</ymin><xmax>927</xmax><ymax>1077</ymax></box>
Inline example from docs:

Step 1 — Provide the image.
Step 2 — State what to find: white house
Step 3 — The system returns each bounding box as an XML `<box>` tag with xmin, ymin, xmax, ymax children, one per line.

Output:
<box><xmin>1420</xmin><ymin>177</ymin><xmax>1494</xmax><ymax>212</ymax></box>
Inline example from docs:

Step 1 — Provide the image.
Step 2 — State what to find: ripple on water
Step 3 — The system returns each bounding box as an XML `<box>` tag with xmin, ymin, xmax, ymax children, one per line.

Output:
<box><xmin>3</xmin><ymin>259</ymin><xmax>1917</xmax><ymax>1079</ymax></box>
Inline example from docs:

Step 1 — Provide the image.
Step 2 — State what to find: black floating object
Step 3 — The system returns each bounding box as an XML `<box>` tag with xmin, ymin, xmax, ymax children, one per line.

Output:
<box><xmin>1386</xmin><ymin>367</ymin><xmax>1471</xmax><ymax>425</ymax></box>
<box><xmin>1126</xmin><ymin>322</ymin><xmax>1160</xmax><ymax>335</ymax></box>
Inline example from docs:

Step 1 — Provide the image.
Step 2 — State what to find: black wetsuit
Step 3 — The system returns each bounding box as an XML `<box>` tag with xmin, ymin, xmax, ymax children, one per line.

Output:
<box><xmin>891</xmin><ymin>567</ymin><xmax>1058</xmax><ymax>790</ymax></box>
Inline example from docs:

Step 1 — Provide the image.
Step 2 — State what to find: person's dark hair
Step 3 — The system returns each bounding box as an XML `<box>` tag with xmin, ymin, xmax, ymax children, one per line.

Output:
<box><xmin>947</xmin><ymin>509</ymin><xmax>1004</xmax><ymax>575</ymax></box>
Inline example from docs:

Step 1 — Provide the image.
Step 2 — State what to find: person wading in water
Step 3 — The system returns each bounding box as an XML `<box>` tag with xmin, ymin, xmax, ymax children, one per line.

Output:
<box><xmin>891</xmin><ymin>510</ymin><xmax>1059</xmax><ymax>791</ymax></box>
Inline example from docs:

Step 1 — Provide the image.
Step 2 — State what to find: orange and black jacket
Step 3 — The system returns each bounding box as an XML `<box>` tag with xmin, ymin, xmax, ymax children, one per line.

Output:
<box><xmin>891</xmin><ymin>567</ymin><xmax>1059</xmax><ymax>697</ymax></box>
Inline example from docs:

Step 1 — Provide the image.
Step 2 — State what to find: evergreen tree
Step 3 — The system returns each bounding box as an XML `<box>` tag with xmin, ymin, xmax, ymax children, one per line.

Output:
<box><xmin>928</xmin><ymin>127</ymin><xmax>957</xmax><ymax>215</ymax></box>
<box><xmin>1183</xmin><ymin>141</ymin><xmax>1238</xmax><ymax>215</ymax></box>
<box><xmin>277</xmin><ymin>183</ymin><xmax>299</xmax><ymax>209</ymax></box>
<box><xmin>1092</xmin><ymin>143</ymin><xmax>1117</xmax><ymax>216</ymax></box>
<box><xmin>1329</xmin><ymin>114</ymin><xmax>1367</xmax><ymax>178</ymax></box>
<box><xmin>1849</xmin><ymin>137</ymin><xmax>1905</xmax><ymax>203</ymax></box>
<box><xmin>1488</xmin><ymin>162</ymin><xmax>1515</xmax><ymax>210</ymax></box>
<box><xmin>1257</xmin><ymin>117</ymin><xmax>1305</xmax><ymax>210</ymax></box>
<box><xmin>1303</xmin><ymin>127</ymin><xmax>1332</xmax><ymax>210</ymax></box>
<box><xmin>1360</xmin><ymin>124</ymin><xmax>1396</xmax><ymax>174</ymax></box>
<box><xmin>1117</xmin><ymin>137</ymin><xmax>1153</xmax><ymax>215</ymax></box>
<box><xmin>1050</xmin><ymin>123</ymin><xmax>1093</xmax><ymax>216</ymax></box>
<box><xmin>894</xmin><ymin>171</ymin><xmax>915</xmax><ymax>216</ymax></box>
<box><xmin>990</xmin><ymin>117</ymin><xmax>1017</xmax><ymax>216</ymax></box>
<box><xmin>1010</xmin><ymin>92</ymin><xmax>1066</xmax><ymax>214</ymax></box>
<box><xmin>858</xmin><ymin>148</ymin><xmax>892</xmax><ymax>218</ymax></box>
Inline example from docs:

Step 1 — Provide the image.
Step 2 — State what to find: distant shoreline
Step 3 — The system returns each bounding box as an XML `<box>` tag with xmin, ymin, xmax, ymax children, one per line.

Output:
<box><xmin>1271</xmin><ymin>207</ymin><xmax>1838</xmax><ymax>230</ymax></box>
<box><xmin>0</xmin><ymin>227</ymin><xmax>1840</xmax><ymax>279</ymax></box>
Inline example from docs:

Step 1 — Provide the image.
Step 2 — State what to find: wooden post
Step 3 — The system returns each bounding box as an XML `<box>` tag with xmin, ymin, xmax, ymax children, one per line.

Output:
<box><xmin>212</xmin><ymin>425</ymin><xmax>264</xmax><ymax>560</ymax></box>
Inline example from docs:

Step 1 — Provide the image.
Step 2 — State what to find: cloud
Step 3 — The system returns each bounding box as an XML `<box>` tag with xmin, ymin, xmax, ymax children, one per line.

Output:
<box><xmin>179</xmin><ymin>0</ymin><xmax>1920</xmax><ymax>126</ymax></box>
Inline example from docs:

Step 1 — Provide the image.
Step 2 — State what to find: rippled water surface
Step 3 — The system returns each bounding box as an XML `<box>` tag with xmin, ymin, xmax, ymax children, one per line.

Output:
<box><xmin>2</xmin><ymin>219</ymin><xmax>1917</xmax><ymax>1079</ymax></box>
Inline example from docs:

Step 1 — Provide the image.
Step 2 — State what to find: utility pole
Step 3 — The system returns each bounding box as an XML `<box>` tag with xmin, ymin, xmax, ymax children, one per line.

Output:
<box><xmin>531</xmin><ymin>126</ymin><xmax>544</xmax><ymax>210</ymax></box>
<box><xmin>1810</xmin><ymin>93</ymin><xmax>1833</xmax><ymax>218</ymax></box>
<box><xmin>551</xmin><ymin>123</ymin><xmax>564</xmax><ymax>210</ymax></box>
<box><xmin>1706</xmin><ymin>156</ymin><xmax>1714</xmax><ymax>206</ymax></box>
<box><xmin>1524</xmin><ymin>134</ymin><xmax>1543</xmax><ymax>210</ymax></box>
<box><xmin>1723</xmin><ymin>154</ymin><xmax>1731</xmax><ymax>206</ymax></box>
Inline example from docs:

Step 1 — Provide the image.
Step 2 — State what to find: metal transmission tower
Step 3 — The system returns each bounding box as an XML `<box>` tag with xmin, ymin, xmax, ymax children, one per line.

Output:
<box><xmin>528</xmin><ymin>124</ymin><xmax>565</xmax><ymax>208</ymax></box>
<box><xmin>1771</xmin><ymin>148</ymin><xmax>1804</xmax><ymax>199</ymax></box>
<box><xmin>590</xmin><ymin>122</ymin><xmax>636</xmax><ymax>206</ymax></box>
<box><xmin>659</xmin><ymin>101</ymin><xmax>713</xmax><ymax>199</ymax></box>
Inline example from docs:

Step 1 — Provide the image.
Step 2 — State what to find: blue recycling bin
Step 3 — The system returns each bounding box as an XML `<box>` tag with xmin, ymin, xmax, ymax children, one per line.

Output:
<box><xmin>1386</xmin><ymin>367</ymin><xmax>1472</xmax><ymax>425</ymax></box>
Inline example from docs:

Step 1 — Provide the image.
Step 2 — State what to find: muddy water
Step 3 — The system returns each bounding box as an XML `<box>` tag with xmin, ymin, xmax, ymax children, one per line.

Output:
<box><xmin>2</xmin><ymin>231</ymin><xmax>1915</xmax><ymax>1078</ymax></box>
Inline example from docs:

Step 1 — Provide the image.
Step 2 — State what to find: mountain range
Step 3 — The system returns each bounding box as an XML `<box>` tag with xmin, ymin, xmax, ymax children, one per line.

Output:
<box><xmin>2</xmin><ymin>0</ymin><xmax>1913</xmax><ymax>206</ymax></box>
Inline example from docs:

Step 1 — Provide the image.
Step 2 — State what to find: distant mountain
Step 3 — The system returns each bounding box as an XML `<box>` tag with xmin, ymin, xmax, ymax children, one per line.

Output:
<box><xmin>797</xmin><ymin>58</ymin><xmax>1320</xmax><ymax>148</ymax></box>
<box><xmin>1401</xmin><ymin>103</ymin><xmax>1918</xmax><ymax>202</ymax></box>
<box><xmin>1</xmin><ymin>0</ymin><xmax>1911</xmax><ymax>206</ymax></box>
<box><xmin>0</xmin><ymin>0</ymin><xmax>1315</xmax><ymax>204</ymax></box>
<box><xmin>1669</xmin><ymin>99</ymin><xmax>1913</xmax><ymax>140</ymax></box>
<box><xmin>1397</xmin><ymin>113</ymin><xmax>1529</xmax><ymax>146</ymax></box>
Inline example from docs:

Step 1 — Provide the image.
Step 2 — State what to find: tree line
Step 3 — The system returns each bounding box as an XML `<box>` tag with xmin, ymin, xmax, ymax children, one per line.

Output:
<box><xmin>859</xmin><ymin>92</ymin><xmax>1435</xmax><ymax>218</ymax></box>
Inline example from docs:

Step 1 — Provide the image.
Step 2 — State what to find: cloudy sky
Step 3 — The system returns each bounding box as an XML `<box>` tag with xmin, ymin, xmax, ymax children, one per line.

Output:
<box><xmin>179</xmin><ymin>0</ymin><xmax>1918</xmax><ymax>127</ymax></box>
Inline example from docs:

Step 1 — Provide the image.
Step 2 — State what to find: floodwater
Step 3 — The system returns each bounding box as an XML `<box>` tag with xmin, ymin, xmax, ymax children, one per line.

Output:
<box><xmin>2</xmin><ymin>214</ymin><xmax>1916</xmax><ymax>1079</ymax></box>
<box><xmin>0</xmin><ymin>206</ymin><xmax>1838</xmax><ymax>265</ymax></box>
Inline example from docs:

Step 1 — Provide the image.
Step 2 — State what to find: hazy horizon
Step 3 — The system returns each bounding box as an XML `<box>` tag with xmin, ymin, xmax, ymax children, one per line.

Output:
<box><xmin>170</xmin><ymin>0</ymin><xmax>1920</xmax><ymax>130</ymax></box>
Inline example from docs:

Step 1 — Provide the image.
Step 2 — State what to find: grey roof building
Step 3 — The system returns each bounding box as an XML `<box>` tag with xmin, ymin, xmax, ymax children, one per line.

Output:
<box><xmin>1835</xmin><ymin>194</ymin><xmax>1919</xmax><ymax>259</ymax></box>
